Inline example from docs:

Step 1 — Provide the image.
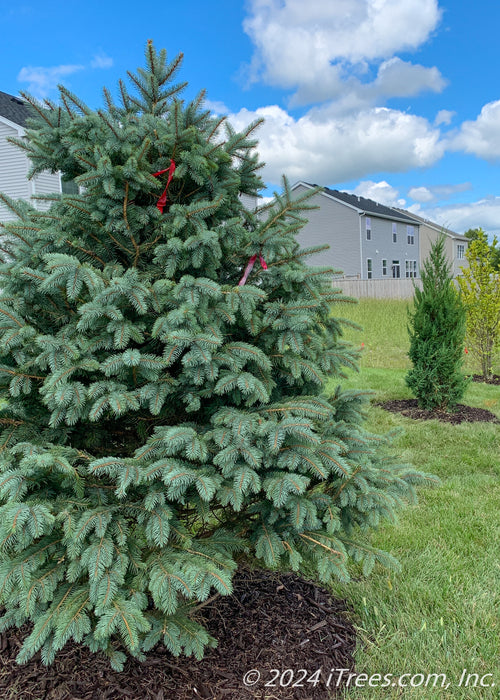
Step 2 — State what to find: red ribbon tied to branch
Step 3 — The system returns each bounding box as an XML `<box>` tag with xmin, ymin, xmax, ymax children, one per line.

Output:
<box><xmin>152</xmin><ymin>159</ymin><xmax>176</xmax><ymax>213</ymax></box>
<box><xmin>238</xmin><ymin>252</ymin><xmax>268</xmax><ymax>286</ymax></box>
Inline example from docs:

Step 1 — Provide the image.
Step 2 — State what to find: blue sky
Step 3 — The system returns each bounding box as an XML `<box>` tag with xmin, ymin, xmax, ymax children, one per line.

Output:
<box><xmin>2</xmin><ymin>0</ymin><xmax>500</xmax><ymax>237</ymax></box>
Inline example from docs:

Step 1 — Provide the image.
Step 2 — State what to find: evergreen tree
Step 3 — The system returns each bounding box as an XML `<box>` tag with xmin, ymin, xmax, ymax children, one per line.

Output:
<box><xmin>0</xmin><ymin>43</ymin><xmax>433</xmax><ymax>670</ymax></box>
<box><xmin>406</xmin><ymin>235</ymin><xmax>469</xmax><ymax>410</ymax></box>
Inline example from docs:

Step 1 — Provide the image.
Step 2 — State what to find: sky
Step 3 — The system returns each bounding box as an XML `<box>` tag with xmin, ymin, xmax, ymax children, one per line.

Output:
<box><xmin>2</xmin><ymin>0</ymin><xmax>500</xmax><ymax>238</ymax></box>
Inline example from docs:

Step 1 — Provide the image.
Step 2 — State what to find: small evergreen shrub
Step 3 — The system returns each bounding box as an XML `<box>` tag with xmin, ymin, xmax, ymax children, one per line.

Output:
<box><xmin>0</xmin><ymin>43</ymin><xmax>433</xmax><ymax>669</ymax></box>
<box><xmin>406</xmin><ymin>235</ymin><xmax>469</xmax><ymax>410</ymax></box>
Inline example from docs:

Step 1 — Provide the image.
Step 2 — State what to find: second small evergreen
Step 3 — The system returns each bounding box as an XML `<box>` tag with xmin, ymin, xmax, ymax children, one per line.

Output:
<box><xmin>406</xmin><ymin>235</ymin><xmax>469</xmax><ymax>410</ymax></box>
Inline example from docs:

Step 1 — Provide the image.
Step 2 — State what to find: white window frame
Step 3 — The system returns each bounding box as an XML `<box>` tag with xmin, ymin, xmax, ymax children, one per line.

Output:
<box><xmin>457</xmin><ymin>244</ymin><xmax>465</xmax><ymax>259</ymax></box>
<box><xmin>366</xmin><ymin>217</ymin><xmax>372</xmax><ymax>241</ymax></box>
<box><xmin>405</xmin><ymin>260</ymin><xmax>418</xmax><ymax>278</ymax></box>
<box><xmin>367</xmin><ymin>258</ymin><xmax>373</xmax><ymax>279</ymax></box>
<box><xmin>392</xmin><ymin>222</ymin><xmax>397</xmax><ymax>243</ymax></box>
<box><xmin>407</xmin><ymin>225</ymin><xmax>415</xmax><ymax>245</ymax></box>
<box><xmin>382</xmin><ymin>259</ymin><xmax>387</xmax><ymax>276</ymax></box>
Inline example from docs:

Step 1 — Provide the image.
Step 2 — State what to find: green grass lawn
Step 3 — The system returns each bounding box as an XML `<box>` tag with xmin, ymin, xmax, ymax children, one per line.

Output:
<box><xmin>327</xmin><ymin>299</ymin><xmax>500</xmax><ymax>699</ymax></box>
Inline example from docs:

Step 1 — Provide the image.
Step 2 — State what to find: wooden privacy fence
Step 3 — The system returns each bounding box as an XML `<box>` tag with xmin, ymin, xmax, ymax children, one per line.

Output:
<box><xmin>332</xmin><ymin>277</ymin><xmax>422</xmax><ymax>299</ymax></box>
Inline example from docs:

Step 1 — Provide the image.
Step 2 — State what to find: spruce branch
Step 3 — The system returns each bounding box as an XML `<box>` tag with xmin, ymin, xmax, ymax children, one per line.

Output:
<box><xmin>19</xmin><ymin>92</ymin><xmax>54</xmax><ymax>126</ymax></box>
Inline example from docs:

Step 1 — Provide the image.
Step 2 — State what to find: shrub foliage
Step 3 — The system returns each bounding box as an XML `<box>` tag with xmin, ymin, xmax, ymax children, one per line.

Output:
<box><xmin>458</xmin><ymin>235</ymin><xmax>500</xmax><ymax>381</ymax></box>
<box><xmin>406</xmin><ymin>235</ymin><xmax>469</xmax><ymax>410</ymax></box>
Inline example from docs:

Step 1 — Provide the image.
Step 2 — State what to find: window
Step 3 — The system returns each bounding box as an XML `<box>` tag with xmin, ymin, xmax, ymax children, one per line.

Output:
<box><xmin>405</xmin><ymin>260</ymin><xmax>417</xmax><ymax>278</ymax></box>
<box><xmin>382</xmin><ymin>259</ymin><xmax>387</xmax><ymax>276</ymax></box>
<box><xmin>366</xmin><ymin>217</ymin><xmax>372</xmax><ymax>241</ymax></box>
<box><xmin>457</xmin><ymin>244</ymin><xmax>465</xmax><ymax>259</ymax></box>
<box><xmin>367</xmin><ymin>258</ymin><xmax>372</xmax><ymax>279</ymax></box>
<box><xmin>407</xmin><ymin>225</ymin><xmax>415</xmax><ymax>245</ymax></box>
<box><xmin>61</xmin><ymin>178</ymin><xmax>80</xmax><ymax>195</ymax></box>
<box><xmin>392</xmin><ymin>222</ymin><xmax>397</xmax><ymax>243</ymax></box>
<box><xmin>392</xmin><ymin>260</ymin><xmax>400</xmax><ymax>278</ymax></box>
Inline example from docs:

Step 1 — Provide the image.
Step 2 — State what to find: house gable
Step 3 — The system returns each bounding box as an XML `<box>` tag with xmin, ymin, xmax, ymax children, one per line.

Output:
<box><xmin>291</xmin><ymin>182</ymin><xmax>421</xmax><ymax>280</ymax></box>
<box><xmin>291</xmin><ymin>182</ymin><xmax>362</xmax><ymax>277</ymax></box>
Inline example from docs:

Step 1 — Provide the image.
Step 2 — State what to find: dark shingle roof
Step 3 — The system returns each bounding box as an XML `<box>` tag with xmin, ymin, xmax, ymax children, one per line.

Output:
<box><xmin>0</xmin><ymin>91</ymin><xmax>32</xmax><ymax>127</ymax></box>
<box><xmin>322</xmin><ymin>186</ymin><xmax>419</xmax><ymax>224</ymax></box>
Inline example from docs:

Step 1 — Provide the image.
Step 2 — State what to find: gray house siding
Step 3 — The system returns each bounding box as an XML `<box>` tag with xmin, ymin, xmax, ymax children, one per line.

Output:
<box><xmin>293</xmin><ymin>184</ymin><xmax>361</xmax><ymax>276</ymax></box>
<box><xmin>419</xmin><ymin>224</ymin><xmax>468</xmax><ymax>277</ymax></box>
<box><xmin>292</xmin><ymin>183</ymin><xmax>421</xmax><ymax>280</ymax></box>
<box><xmin>361</xmin><ymin>216</ymin><xmax>419</xmax><ymax>279</ymax></box>
<box><xmin>396</xmin><ymin>209</ymin><xmax>468</xmax><ymax>279</ymax></box>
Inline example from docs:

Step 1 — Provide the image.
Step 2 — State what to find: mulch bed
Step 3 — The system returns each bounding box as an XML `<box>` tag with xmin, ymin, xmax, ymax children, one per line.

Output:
<box><xmin>472</xmin><ymin>374</ymin><xmax>500</xmax><ymax>386</ymax></box>
<box><xmin>0</xmin><ymin>568</ymin><xmax>356</xmax><ymax>699</ymax></box>
<box><xmin>379</xmin><ymin>399</ymin><xmax>499</xmax><ymax>424</ymax></box>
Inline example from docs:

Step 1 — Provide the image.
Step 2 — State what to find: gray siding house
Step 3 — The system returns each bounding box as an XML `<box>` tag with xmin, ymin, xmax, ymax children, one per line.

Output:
<box><xmin>0</xmin><ymin>90</ymin><xmax>62</xmax><ymax>222</ymax></box>
<box><xmin>395</xmin><ymin>208</ymin><xmax>469</xmax><ymax>277</ymax></box>
<box><xmin>292</xmin><ymin>182</ymin><xmax>421</xmax><ymax>280</ymax></box>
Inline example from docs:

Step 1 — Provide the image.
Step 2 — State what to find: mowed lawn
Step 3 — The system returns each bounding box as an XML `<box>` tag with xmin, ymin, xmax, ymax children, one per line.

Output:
<box><xmin>327</xmin><ymin>298</ymin><xmax>500</xmax><ymax>700</ymax></box>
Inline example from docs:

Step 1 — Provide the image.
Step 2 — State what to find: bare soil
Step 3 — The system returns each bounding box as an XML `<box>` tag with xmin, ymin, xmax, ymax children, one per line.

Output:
<box><xmin>378</xmin><ymin>399</ymin><xmax>499</xmax><ymax>424</ymax></box>
<box><xmin>472</xmin><ymin>374</ymin><xmax>500</xmax><ymax>386</ymax></box>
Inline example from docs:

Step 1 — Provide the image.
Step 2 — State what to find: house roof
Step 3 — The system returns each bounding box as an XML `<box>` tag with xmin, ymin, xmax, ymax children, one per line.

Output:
<box><xmin>0</xmin><ymin>91</ymin><xmax>32</xmax><ymax>127</ymax></box>
<box><xmin>295</xmin><ymin>182</ymin><xmax>419</xmax><ymax>225</ymax></box>
<box><xmin>394</xmin><ymin>208</ymin><xmax>469</xmax><ymax>241</ymax></box>
<box><xmin>322</xmin><ymin>186</ymin><xmax>419</xmax><ymax>224</ymax></box>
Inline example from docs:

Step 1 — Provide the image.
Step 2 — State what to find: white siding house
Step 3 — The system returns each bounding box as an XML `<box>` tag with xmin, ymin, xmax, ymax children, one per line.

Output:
<box><xmin>0</xmin><ymin>91</ymin><xmax>62</xmax><ymax>222</ymax></box>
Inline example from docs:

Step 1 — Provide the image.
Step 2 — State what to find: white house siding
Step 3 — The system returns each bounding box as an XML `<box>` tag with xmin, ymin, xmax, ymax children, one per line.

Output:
<box><xmin>0</xmin><ymin>121</ymin><xmax>31</xmax><ymax>221</ymax></box>
<box><xmin>32</xmin><ymin>170</ymin><xmax>62</xmax><ymax>211</ymax></box>
<box><xmin>293</xmin><ymin>185</ymin><xmax>361</xmax><ymax>277</ymax></box>
<box><xmin>239</xmin><ymin>193</ymin><xmax>259</xmax><ymax>211</ymax></box>
<box><xmin>362</xmin><ymin>216</ymin><xmax>419</xmax><ymax>280</ymax></box>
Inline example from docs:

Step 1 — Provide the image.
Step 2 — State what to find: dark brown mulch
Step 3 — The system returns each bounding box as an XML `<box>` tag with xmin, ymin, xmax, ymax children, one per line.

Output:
<box><xmin>0</xmin><ymin>569</ymin><xmax>356</xmax><ymax>699</ymax></box>
<box><xmin>379</xmin><ymin>398</ymin><xmax>499</xmax><ymax>424</ymax></box>
<box><xmin>472</xmin><ymin>374</ymin><xmax>500</xmax><ymax>386</ymax></box>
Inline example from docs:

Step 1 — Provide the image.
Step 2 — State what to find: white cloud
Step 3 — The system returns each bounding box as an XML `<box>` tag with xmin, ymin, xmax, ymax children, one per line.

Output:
<box><xmin>420</xmin><ymin>197</ymin><xmax>500</xmax><ymax>236</ymax></box>
<box><xmin>17</xmin><ymin>53</ymin><xmax>113</xmax><ymax>98</ymax></box>
<box><xmin>204</xmin><ymin>99</ymin><xmax>230</xmax><ymax>115</ymax></box>
<box><xmin>351</xmin><ymin>180</ymin><xmax>406</xmax><ymax>207</ymax></box>
<box><xmin>435</xmin><ymin>109</ymin><xmax>455</xmax><ymax>126</ymax></box>
<box><xmin>450</xmin><ymin>100</ymin><xmax>500</xmax><ymax>159</ymax></box>
<box><xmin>17</xmin><ymin>64</ymin><xmax>84</xmax><ymax>98</ymax></box>
<box><xmin>243</xmin><ymin>0</ymin><xmax>442</xmax><ymax>104</ymax></box>
<box><xmin>91</xmin><ymin>54</ymin><xmax>114</xmax><ymax>69</ymax></box>
<box><xmin>373</xmin><ymin>58</ymin><xmax>446</xmax><ymax>98</ymax></box>
<box><xmin>409</xmin><ymin>186</ymin><xmax>435</xmax><ymax>203</ymax></box>
<box><xmin>409</xmin><ymin>182</ymin><xmax>472</xmax><ymax>203</ymax></box>
<box><xmin>433</xmin><ymin>183</ymin><xmax>473</xmax><ymax>198</ymax></box>
<box><xmin>288</xmin><ymin>57</ymin><xmax>446</xmax><ymax>110</ymax></box>
<box><xmin>228</xmin><ymin>104</ymin><xmax>444</xmax><ymax>185</ymax></box>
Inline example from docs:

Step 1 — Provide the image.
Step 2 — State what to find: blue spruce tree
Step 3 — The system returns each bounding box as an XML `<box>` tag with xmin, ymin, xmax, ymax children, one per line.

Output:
<box><xmin>0</xmin><ymin>43</ymin><xmax>433</xmax><ymax>669</ymax></box>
